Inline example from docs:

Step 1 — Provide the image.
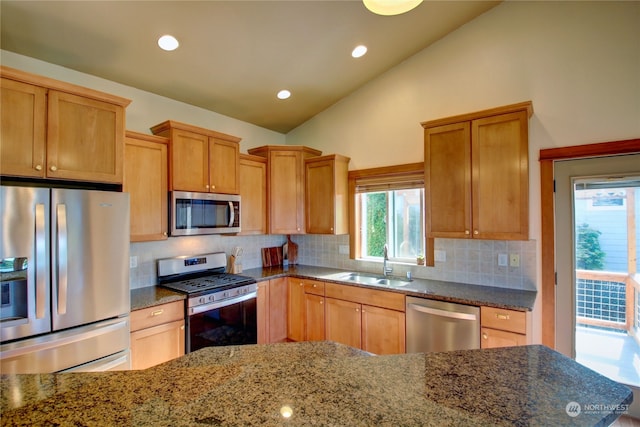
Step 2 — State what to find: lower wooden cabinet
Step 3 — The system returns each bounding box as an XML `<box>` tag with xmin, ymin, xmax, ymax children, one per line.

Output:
<box><xmin>480</xmin><ymin>306</ymin><xmax>531</xmax><ymax>349</ymax></box>
<box><xmin>288</xmin><ymin>278</ymin><xmax>326</xmax><ymax>342</ymax></box>
<box><xmin>324</xmin><ymin>283</ymin><xmax>405</xmax><ymax>355</ymax></box>
<box><xmin>130</xmin><ymin>301</ymin><xmax>185</xmax><ymax>370</ymax></box>
<box><xmin>258</xmin><ymin>279</ymin><xmax>288</xmax><ymax>344</ymax></box>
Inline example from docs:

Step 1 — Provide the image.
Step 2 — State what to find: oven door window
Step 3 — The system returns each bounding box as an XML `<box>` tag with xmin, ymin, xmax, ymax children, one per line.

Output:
<box><xmin>0</xmin><ymin>258</ymin><xmax>29</xmax><ymax>324</ymax></box>
<box><xmin>189</xmin><ymin>298</ymin><xmax>257</xmax><ymax>352</ymax></box>
<box><xmin>175</xmin><ymin>199</ymin><xmax>230</xmax><ymax>230</ymax></box>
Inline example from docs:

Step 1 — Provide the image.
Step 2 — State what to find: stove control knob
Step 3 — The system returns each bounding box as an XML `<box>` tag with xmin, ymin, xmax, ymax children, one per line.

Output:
<box><xmin>199</xmin><ymin>297</ymin><xmax>206</xmax><ymax>305</ymax></box>
<box><xmin>223</xmin><ymin>292</ymin><xmax>229</xmax><ymax>298</ymax></box>
<box><xmin>208</xmin><ymin>295</ymin><xmax>215</xmax><ymax>302</ymax></box>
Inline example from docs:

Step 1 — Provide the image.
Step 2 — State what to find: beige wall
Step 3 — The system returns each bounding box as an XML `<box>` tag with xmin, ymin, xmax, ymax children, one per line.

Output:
<box><xmin>0</xmin><ymin>50</ymin><xmax>286</xmax><ymax>153</ymax></box>
<box><xmin>285</xmin><ymin>1</ymin><xmax>640</xmax><ymax>343</ymax></box>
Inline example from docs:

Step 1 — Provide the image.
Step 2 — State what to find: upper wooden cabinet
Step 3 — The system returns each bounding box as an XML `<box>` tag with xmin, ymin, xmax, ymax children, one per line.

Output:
<box><xmin>305</xmin><ymin>154</ymin><xmax>350</xmax><ymax>235</ymax></box>
<box><xmin>248</xmin><ymin>145</ymin><xmax>321</xmax><ymax>234</ymax></box>
<box><xmin>239</xmin><ymin>154</ymin><xmax>267</xmax><ymax>235</ymax></box>
<box><xmin>1</xmin><ymin>66</ymin><xmax>130</xmax><ymax>184</ymax></box>
<box><xmin>422</xmin><ymin>102</ymin><xmax>532</xmax><ymax>241</ymax></box>
<box><xmin>124</xmin><ymin>131</ymin><xmax>169</xmax><ymax>242</ymax></box>
<box><xmin>151</xmin><ymin>120</ymin><xmax>241</xmax><ymax>194</ymax></box>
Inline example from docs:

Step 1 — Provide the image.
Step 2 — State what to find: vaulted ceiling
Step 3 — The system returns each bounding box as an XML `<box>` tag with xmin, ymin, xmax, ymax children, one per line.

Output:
<box><xmin>1</xmin><ymin>1</ymin><xmax>499</xmax><ymax>133</ymax></box>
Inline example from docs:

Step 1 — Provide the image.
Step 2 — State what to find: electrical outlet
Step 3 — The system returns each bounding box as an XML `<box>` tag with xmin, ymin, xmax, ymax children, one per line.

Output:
<box><xmin>498</xmin><ymin>253</ymin><xmax>508</xmax><ymax>267</ymax></box>
<box><xmin>434</xmin><ymin>250</ymin><xmax>446</xmax><ymax>262</ymax></box>
<box><xmin>130</xmin><ymin>256</ymin><xmax>138</xmax><ymax>269</ymax></box>
<box><xmin>509</xmin><ymin>254</ymin><xmax>520</xmax><ymax>268</ymax></box>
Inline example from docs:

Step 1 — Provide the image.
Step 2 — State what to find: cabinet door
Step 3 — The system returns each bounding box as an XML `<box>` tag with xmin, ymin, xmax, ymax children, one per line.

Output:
<box><xmin>325</xmin><ymin>298</ymin><xmax>361</xmax><ymax>349</ymax></box>
<box><xmin>305</xmin><ymin>158</ymin><xmax>335</xmax><ymax>234</ymax></box>
<box><xmin>305</xmin><ymin>294</ymin><xmax>325</xmax><ymax>341</ymax></box>
<box><xmin>130</xmin><ymin>319</ymin><xmax>185</xmax><ymax>370</ymax></box>
<box><xmin>361</xmin><ymin>305</ymin><xmax>405</xmax><ymax>355</ymax></box>
<box><xmin>47</xmin><ymin>90</ymin><xmax>124</xmax><ymax>183</ymax></box>
<box><xmin>170</xmin><ymin>129</ymin><xmax>209</xmax><ymax>192</ymax></box>
<box><xmin>239</xmin><ymin>155</ymin><xmax>267</xmax><ymax>235</ymax></box>
<box><xmin>0</xmin><ymin>78</ymin><xmax>47</xmax><ymax>178</ymax></box>
<box><xmin>424</xmin><ymin>121</ymin><xmax>471</xmax><ymax>238</ymax></box>
<box><xmin>481</xmin><ymin>327</ymin><xmax>527</xmax><ymax>349</ymax></box>
<box><xmin>209</xmin><ymin>137</ymin><xmax>239</xmax><ymax>194</ymax></box>
<box><xmin>268</xmin><ymin>278</ymin><xmax>288</xmax><ymax>343</ymax></box>
<box><xmin>471</xmin><ymin>111</ymin><xmax>529</xmax><ymax>240</ymax></box>
<box><xmin>269</xmin><ymin>150</ymin><xmax>305</xmax><ymax>234</ymax></box>
<box><xmin>287</xmin><ymin>278</ymin><xmax>306</xmax><ymax>342</ymax></box>
<box><xmin>257</xmin><ymin>281</ymin><xmax>270</xmax><ymax>344</ymax></box>
<box><xmin>124</xmin><ymin>134</ymin><xmax>168</xmax><ymax>242</ymax></box>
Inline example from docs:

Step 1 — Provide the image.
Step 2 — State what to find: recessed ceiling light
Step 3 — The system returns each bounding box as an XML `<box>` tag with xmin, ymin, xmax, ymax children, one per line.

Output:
<box><xmin>158</xmin><ymin>35</ymin><xmax>179</xmax><ymax>51</ymax></box>
<box><xmin>352</xmin><ymin>45</ymin><xmax>368</xmax><ymax>58</ymax></box>
<box><xmin>277</xmin><ymin>90</ymin><xmax>291</xmax><ymax>100</ymax></box>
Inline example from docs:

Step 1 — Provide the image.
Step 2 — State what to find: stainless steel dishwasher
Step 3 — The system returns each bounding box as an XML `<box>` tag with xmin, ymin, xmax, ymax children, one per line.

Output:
<box><xmin>406</xmin><ymin>296</ymin><xmax>480</xmax><ymax>353</ymax></box>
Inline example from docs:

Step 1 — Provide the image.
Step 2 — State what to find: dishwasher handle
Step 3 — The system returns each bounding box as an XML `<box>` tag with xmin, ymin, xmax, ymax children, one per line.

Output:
<box><xmin>407</xmin><ymin>303</ymin><xmax>478</xmax><ymax>321</ymax></box>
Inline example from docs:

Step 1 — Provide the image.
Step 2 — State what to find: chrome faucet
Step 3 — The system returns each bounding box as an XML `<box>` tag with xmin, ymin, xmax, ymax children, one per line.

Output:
<box><xmin>383</xmin><ymin>244</ymin><xmax>393</xmax><ymax>276</ymax></box>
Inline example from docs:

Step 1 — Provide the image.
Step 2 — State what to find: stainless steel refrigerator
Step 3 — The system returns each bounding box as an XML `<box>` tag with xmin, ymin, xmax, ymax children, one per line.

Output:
<box><xmin>0</xmin><ymin>185</ymin><xmax>131</xmax><ymax>373</ymax></box>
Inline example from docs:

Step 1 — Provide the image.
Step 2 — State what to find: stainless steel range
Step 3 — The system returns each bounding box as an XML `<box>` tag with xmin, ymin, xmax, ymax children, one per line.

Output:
<box><xmin>157</xmin><ymin>253</ymin><xmax>257</xmax><ymax>353</ymax></box>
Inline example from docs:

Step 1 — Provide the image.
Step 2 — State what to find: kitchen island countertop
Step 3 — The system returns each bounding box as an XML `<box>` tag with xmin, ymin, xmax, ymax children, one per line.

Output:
<box><xmin>0</xmin><ymin>341</ymin><xmax>631</xmax><ymax>426</ymax></box>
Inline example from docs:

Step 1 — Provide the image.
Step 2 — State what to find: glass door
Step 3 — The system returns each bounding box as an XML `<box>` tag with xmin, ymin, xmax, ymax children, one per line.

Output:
<box><xmin>555</xmin><ymin>154</ymin><xmax>640</xmax><ymax>419</ymax></box>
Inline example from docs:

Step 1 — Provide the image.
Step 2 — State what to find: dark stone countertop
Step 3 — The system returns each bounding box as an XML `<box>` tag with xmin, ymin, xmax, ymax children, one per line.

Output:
<box><xmin>241</xmin><ymin>265</ymin><xmax>537</xmax><ymax>311</ymax></box>
<box><xmin>0</xmin><ymin>342</ymin><xmax>631</xmax><ymax>426</ymax></box>
<box><xmin>130</xmin><ymin>286</ymin><xmax>185</xmax><ymax>311</ymax></box>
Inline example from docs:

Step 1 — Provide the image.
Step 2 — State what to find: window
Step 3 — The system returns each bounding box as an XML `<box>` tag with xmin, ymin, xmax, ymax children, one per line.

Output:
<box><xmin>358</xmin><ymin>189</ymin><xmax>424</xmax><ymax>261</ymax></box>
<box><xmin>349</xmin><ymin>163</ymin><xmax>425</xmax><ymax>263</ymax></box>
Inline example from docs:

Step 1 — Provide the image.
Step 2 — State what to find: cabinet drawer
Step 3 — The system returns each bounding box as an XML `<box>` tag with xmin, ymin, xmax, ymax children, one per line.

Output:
<box><xmin>304</xmin><ymin>280</ymin><xmax>325</xmax><ymax>296</ymax></box>
<box><xmin>480</xmin><ymin>306</ymin><xmax>526</xmax><ymax>334</ymax></box>
<box><xmin>131</xmin><ymin>301</ymin><xmax>184</xmax><ymax>332</ymax></box>
<box><xmin>325</xmin><ymin>283</ymin><xmax>404</xmax><ymax>312</ymax></box>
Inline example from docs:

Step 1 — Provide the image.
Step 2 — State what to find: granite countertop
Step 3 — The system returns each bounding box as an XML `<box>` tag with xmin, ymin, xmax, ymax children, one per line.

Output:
<box><xmin>241</xmin><ymin>265</ymin><xmax>537</xmax><ymax>311</ymax></box>
<box><xmin>0</xmin><ymin>342</ymin><xmax>631</xmax><ymax>426</ymax></box>
<box><xmin>130</xmin><ymin>286</ymin><xmax>185</xmax><ymax>311</ymax></box>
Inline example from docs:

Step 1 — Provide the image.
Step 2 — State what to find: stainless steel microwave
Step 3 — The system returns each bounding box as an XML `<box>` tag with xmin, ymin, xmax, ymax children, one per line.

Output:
<box><xmin>171</xmin><ymin>191</ymin><xmax>240</xmax><ymax>236</ymax></box>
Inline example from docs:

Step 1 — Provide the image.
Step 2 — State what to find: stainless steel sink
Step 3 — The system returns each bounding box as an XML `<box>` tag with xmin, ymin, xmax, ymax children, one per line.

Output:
<box><xmin>332</xmin><ymin>272</ymin><xmax>411</xmax><ymax>287</ymax></box>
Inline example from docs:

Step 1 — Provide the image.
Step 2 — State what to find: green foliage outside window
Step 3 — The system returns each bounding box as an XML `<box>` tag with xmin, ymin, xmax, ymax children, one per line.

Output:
<box><xmin>366</xmin><ymin>192</ymin><xmax>387</xmax><ymax>257</ymax></box>
<box><xmin>576</xmin><ymin>223</ymin><xmax>606</xmax><ymax>270</ymax></box>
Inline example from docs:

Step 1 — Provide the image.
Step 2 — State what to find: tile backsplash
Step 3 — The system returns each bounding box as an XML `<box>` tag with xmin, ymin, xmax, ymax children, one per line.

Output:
<box><xmin>130</xmin><ymin>234</ymin><xmax>536</xmax><ymax>291</ymax></box>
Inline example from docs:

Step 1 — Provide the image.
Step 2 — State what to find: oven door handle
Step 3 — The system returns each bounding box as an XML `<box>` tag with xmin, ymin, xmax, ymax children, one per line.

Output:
<box><xmin>188</xmin><ymin>291</ymin><xmax>257</xmax><ymax>316</ymax></box>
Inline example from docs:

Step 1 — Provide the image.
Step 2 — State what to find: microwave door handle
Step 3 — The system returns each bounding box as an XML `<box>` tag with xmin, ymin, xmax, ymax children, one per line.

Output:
<box><xmin>228</xmin><ymin>201</ymin><xmax>234</xmax><ymax>227</ymax></box>
<box><xmin>56</xmin><ymin>204</ymin><xmax>68</xmax><ymax>315</ymax></box>
<box><xmin>35</xmin><ymin>203</ymin><xmax>46</xmax><ymax>319</ymax></box>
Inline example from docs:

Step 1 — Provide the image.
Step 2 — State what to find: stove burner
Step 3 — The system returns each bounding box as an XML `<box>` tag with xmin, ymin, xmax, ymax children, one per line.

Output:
<box><xmin>159</xmin><ymin>273</ymin><xmax>256</xmax><ymax>295</ymax></box>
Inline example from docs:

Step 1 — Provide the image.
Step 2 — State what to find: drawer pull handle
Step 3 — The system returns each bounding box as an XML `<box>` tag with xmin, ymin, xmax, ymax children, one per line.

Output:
<box><xmin>495</xmin><ymin>313</ymin><xmax>510</xmax><ymax>320</ymax></box>
<box><xmin>151</xmin><ymin>309</ymin><xmax>164</xmax><ymax>317</ymax></box>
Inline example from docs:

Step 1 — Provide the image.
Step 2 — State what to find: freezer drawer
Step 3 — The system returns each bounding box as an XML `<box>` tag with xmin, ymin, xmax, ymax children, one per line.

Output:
<box><xmin>0</xmin><ymin>316</ymin><xmax>130</xmax><ymax>374</ymax></box>
<box><xmin>59</xmin><ymin>349</ymin><xmax>131</xmax><ymax>373</ymax></box>
<box><xmin>406</xmin><ymin>297</ymin><xmax>480</xmax><ymax>353</ymax></box>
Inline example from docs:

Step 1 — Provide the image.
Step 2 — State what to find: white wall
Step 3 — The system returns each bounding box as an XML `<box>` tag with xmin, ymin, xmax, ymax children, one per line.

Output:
<box><xmin>0</xmin><ymin>50</ymin><xmax>286</xmax><ymax>153</ymax></box>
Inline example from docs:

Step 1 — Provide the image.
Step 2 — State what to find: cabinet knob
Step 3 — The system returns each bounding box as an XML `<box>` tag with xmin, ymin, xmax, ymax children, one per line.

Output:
<box><xmin>205</xmin><ymin>185</ymin><xmax>210</xmax><ymax>189</ymax></box>
<box><xmin>211</xmin><ymin>185</ymin><xmax>216</xmax><ymax>189</ymax></box>
<box><xmin>320</xmin><ymin>300</ymin><xmax>323</xmax><ymax>305</ymax></box>
<box><xmin>35</xmin><ymin>164</ymin><xmax>42</xmax><ymax>171</ymax></box>
<box><xmin>181</xmin><ymin>325</ymin><xmax>185</xmax><ymax>330</ymax></box>
<box><xmin>465</xmin><ymin>230</ymin><xmax>470</xmax><ymax>235</ymax></box>
<box><xmin>482</xmin><ymin>333</ymin><xmax>488</xmax><ymax>340</ymax></box>
<box><xmin>473</xmin><ymin>230</ymin><xmax>479</xmax><ymax>235</ymax></box>
<box><xmin>355</xmin><ymin>308</ymin><xmax>359</xmax><ymax>312</ymax></box>
<box><xmin>163</xmin><ymin>232</ymin><xmax>168</xmax><ymax>236</ymax></box>
<box><xmin>50</xmin><ymin>165</ymin><xmax>57</xmax><ymax>172</ymax></box>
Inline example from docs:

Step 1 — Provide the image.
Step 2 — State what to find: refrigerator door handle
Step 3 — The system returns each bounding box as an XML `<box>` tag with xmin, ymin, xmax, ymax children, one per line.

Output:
<box><xmin>57</xmin><ymin>204</ymin><xmax>68</xmax><ymax>315</ymax></box>
<box><xmin>35</xmin><ymin>203</ymin><xmax>47</xmax><ymax>319</ymax></box>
